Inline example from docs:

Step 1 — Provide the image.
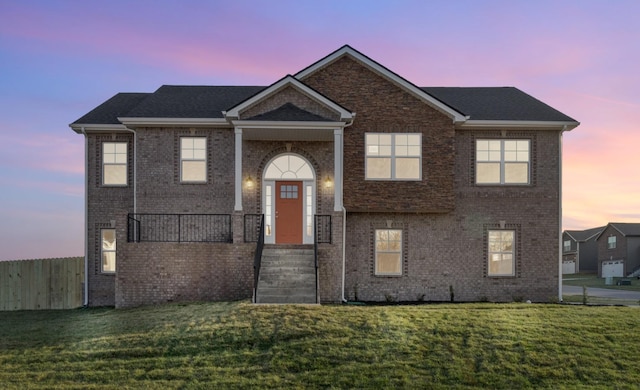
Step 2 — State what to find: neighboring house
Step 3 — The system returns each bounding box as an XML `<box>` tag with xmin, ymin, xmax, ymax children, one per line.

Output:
<box><xmin>595</xmin><ymin>223</ymin><xmax>640</xmax><ymax>278</ymax></box>
<box><xmin>70</xmin><ymin>45</ymin><xmax>579</xmax><ymax>308</ymax></box>
<box><xmin>562</xmin><ymin>227</ymin><xmax>604</xmax><ymax>274</ymax></box>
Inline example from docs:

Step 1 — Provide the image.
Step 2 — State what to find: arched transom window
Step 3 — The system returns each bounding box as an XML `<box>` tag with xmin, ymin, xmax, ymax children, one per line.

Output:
<box><xmin>264</xmin><ymin>154</ymin><xmax>314</xmax><ymax>180</ymax></box>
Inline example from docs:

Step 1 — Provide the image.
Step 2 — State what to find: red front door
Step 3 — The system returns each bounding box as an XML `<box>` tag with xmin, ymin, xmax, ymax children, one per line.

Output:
<box><xmin>275</xmin><ymin>181</ymin><xmax>303</xmax><ymax>244</ymax></box>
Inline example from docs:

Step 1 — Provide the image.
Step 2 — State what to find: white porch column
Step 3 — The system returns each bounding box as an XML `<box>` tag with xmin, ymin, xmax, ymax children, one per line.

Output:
<box><xmin>234</xmin><ymin>128</ymin><xmax>243</xmax><ymax>211</ymax></box>
<box><xmin>334</xmin><ymin>128</ymin><xmax>343</xmax><ymax>211</ymax></box>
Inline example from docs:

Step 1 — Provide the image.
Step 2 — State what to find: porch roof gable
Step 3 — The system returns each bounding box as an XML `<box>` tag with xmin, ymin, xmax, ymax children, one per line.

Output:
<box><xmin>223</xmin><ymin>75</ymin><xmax>354</xmax><ymax>123</ymax></box>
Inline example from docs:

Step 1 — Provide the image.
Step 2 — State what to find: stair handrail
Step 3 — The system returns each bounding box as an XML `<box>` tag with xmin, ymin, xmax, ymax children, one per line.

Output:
<box><xmin>253</xmin><ymin>214</ymin><xmax>265</xmax><ymax>303</ymax></box>
<box><xmin>314</xmin><ymin>215</ymin><xmax>320</xmax><ymax>304</ymax></box>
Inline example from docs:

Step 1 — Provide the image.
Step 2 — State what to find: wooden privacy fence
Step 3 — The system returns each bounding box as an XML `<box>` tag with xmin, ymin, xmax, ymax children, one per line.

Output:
<box><xmin>0</xmin><ymin>257</ymin><xmax>84</xmax><ymax>311</ymax></box>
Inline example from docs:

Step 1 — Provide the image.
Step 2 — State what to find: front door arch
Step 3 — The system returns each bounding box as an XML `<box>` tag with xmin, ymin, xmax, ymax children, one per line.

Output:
<box><xmin>263</xmin><ymin>154</ymin><xmax>315</xmax><ymax>244</ymax></box>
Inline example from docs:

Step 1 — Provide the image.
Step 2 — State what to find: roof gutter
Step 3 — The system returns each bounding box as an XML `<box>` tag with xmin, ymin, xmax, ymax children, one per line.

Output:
<box><xmin>458</xmin><ymin>120</ymin><xmax>580</xmax><ymax>130</ymax></box>
<box><xmin>70</xmin><ymin>124</ymin><xmax>126</xmax><ymax>134</ymax></box>
<box><xmin>117</xmin><ymin>117</ymin><xmax>229</xmax><ymax>128</ymax></box>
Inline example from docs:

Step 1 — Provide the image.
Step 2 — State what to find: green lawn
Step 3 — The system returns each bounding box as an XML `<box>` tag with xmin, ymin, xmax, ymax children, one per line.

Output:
<box><xmin>1</xmin><ymin>301</ymin><xmax>639</xmax><ymax>389</ymax></box>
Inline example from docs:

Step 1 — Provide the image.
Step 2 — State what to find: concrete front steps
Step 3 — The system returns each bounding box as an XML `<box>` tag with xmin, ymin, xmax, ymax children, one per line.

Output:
<box><xmin>255</xmin><ymin>245</ymin><xmax>318</xmax><ymax>304</ymax></box>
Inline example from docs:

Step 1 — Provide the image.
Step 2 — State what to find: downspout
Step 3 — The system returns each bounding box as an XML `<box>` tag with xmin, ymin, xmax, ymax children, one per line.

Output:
<box><xmin>123</xmin><ymin>127</ymin><xmax>137</xmax><ymax>214</ymax></box>
<box><xmin>558</xmin><ymin>126</ymin><xmax>566</xmax><ymax>303</ymax></box>
<box><xmin>340</xmin><ymin>118</ymin><xmax>354</xmax><ymax>303</ymax></box>
<box><xmin>81</xmin><ymin>127</ymin><xmax>89</xmax><ymax>307</ymax></box>
<box><xmin>342</xmin><ymin>205</ymin><xmax>347</xmax><ymax>303</ymax></box>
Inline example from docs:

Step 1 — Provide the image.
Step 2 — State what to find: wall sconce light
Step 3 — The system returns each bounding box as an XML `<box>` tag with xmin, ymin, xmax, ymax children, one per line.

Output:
<box><xmin>324</xmin><ymin>176</ymin><xmax>333</xmax><ymax>188</ymax></box>
<box><xmin>245</xmin><ymin>175</ymin><xmax>255</xmax><ymax>189</ymax></box>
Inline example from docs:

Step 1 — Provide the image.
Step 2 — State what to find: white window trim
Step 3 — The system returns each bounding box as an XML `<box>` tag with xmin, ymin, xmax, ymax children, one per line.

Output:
<box><xmin>476</xmin><ymin>139</ymin><xmax>531</xmax><ymax>185</ymax></box>
<box><xmin>563</xmin><ymin>240</ymin><xmax>572</xmax><ymax>252</ymax></box>
<box><xmin>374</xmin><ymin>228</ymin><xmax>403</xmax><ymax>276</ymax></box>
<box><xmin>365</xmin><ymin>133</ymin><xmax>422</xmax><ymax>181</ymax></box>
<box><xmin>102</xmin><ymin>142</ymin><xmax>127</xmax><ymax>186</ymax></box>
<box><xmin>262</xmin><ymin>154</ymin><xmax>316</xmax><ymax>245</ymax></box>
<box><xmin>487</xmin><ymin>229</ymin><xmax>516</xmax><ymax>277</ymax></box>
<box><xmin>180</xmin><ymin>136</ymin><xmax>207</xmax><ymax>183</ymax></box>
<box><xmin>608</xmin><ymin>236</ymin><xmax>617</xmax><ymax>249</ymax></box>
<box><xmin>101</xmin><ymin>228</ymin><xmax>116</xmax><ymax>274</ymax></box>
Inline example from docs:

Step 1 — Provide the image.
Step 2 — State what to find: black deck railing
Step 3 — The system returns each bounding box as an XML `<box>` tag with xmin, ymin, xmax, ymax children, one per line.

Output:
<box><xmin>313</xmin><ymin>217</ymin><xmax>320</xmax><ymax>304</ymax></box>
<box><xmin>244</xmin><ymin>214</ymin><xmax>263</xmax><ymax>243</ymax></box>
<box><xmin>127</xmin><ymin>214</ymin><xmax>232</xmax><ymax>243</ymax></box>
<box><xmin>253</xmin><ymin>214</ymin><xmax>265</xmax><ymax>303</ymax></box>
<box><xmin>313</xmin><ymin>214</ymin><xmax>332</xmax><ymax>304</ymax></box>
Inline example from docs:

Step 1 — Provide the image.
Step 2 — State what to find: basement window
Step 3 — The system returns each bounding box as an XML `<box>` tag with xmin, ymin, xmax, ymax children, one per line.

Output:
<box><xmin>101</xmin><ymin>229</ymin><xmax>116</xmax><ymax>273</ymax></box>
<box><xmin>488</xmin><ymin>230</ymin><xmax>515</xmax><ymax>276</ymax></box>
<box><xmin>375</xmin><ymin>229</ymin><xmax>402</xmax><ymax>276</ymax></box>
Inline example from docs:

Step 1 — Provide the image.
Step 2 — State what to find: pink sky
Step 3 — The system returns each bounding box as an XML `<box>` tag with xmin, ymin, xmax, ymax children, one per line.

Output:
<box><xmin>0</xmin><ymin>0</ymin><xmax>638</xmax><ymax>260</ymax></box>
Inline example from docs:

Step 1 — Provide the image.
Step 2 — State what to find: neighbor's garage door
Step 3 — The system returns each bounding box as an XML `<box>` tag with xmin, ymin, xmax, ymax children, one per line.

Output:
<box><xmin>562</xmin><ymin>260</ymin><xmax>576</xmax><ymax>274</ymax></box>
<box><xmin>602</xmin><ymin>260</ymin><xmax>624</xmax><ymax>278</ymax></box>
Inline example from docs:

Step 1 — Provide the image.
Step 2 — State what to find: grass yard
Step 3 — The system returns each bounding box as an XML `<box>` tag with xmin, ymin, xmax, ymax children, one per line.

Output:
<box><xmin>1</xmin><ymin>301</ymin><xmax>639</xmax><ymax>389</ymax></box>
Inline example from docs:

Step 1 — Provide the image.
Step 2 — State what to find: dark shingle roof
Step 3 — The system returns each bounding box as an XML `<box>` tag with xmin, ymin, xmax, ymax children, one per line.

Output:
<box><xmin>246</xmin><ymin>103</ymin><xmax>332</xmax><ymax>121</ymax></box>
<box><xmin>422</xmin><ymin>87</ymin><xmax>577</xmax><ymax>122</ymax></box>
<box><xmin>124</xmin><ymin>85</ymin><xmax>266</xmax><ymax>119</ymax></box>
<box><xmin>72</xmin><ymin>93</ymin><xmax>150</xmax><ymax>124</ymax></box>
<box><xmin>610</xmin><ymin>223</ymin><xmax>640</xmax><ymax>236</ymax></box>
<box><xmin>73</xmin><ymin>85</ymin><xmax>577</xmax><ymax>126</ymax></box>
<box><xmin>565</xmin><ymin>226</ymin><xmax>605</xmax><ymax>242</ymax></box>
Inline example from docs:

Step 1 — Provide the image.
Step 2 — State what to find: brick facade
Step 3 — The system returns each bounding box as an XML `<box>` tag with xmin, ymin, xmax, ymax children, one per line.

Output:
<box><xmin>86</xmin><ymin>133</ymin><xmax>134</xmax><ymax>306</ymax></box>
<box><xmin>341</xmin><ymin>130</ymin><xmax>560</xmax><ymax>303</ymax></box>
<box><xmin>302</xmin><ymin>56</ymin><xmax>456</xmax><ymax>213</ymax></box>
<box><xmin>79</xmin><ymin>46</ymin><xmax>571</xmax><ymax>307</ymax></box>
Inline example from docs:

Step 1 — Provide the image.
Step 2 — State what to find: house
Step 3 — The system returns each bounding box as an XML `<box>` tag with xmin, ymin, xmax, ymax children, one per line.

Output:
<box><xmin>562</xmin><ymin>227</ymin><xmax>604</xmax><ymax>274</ymax></box>
<box><xmin>595</xmin><ymin>223</ymin><xmax>640</xmax><ymax>278</ymax></box>
<box><xmin>70</xmin><ymin>45</ymin><xmax>579</xmax><ymax>308</ymax></box>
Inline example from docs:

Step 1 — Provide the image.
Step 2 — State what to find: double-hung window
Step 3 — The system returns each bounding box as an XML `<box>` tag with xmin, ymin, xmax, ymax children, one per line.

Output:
<box><xmin>476</xmin><ymin>139</ymin><xmax>530</xmax><ymax>184</ymax></box>
<box><xmin>375</xmin><ymin>229</ymin><xmax>402</xmax><ymax>276</ymax></box>
<box><xmin>488</xmin><ymin>230</ymin><xmax>515</xmax><ymax>276</ymax></box>
<box><xmin>607</xmin><ymin>236</ymin><xmax>616</xmax><ymax>249</ymax></box>
<box><xmin>563</xmin><ymin>240</ymin><xmax>572</xmax><ymax>252</ymax></box>
<box><xmin>101</xmin><ymin>229</ymin><xmax>116</xmax><ymax>273</ymax></box>
<box><xmin>102</xmin><ymin>142</ymin><xmax>127</xmax><ymax>185</ymax></box>
<box><xmin>366</xmin><ymin>133</ymin><xmax>421</xmax><ymax>180</ymax></box>
<box><xmin>180</xmin><ymin>137</ymin><xmax>207</xmax><ymax>182</ymax></box>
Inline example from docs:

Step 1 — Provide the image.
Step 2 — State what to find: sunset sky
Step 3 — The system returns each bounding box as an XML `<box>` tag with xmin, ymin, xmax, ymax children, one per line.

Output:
<box><xmin>1</xmin><ymin>0</ymin><xmax>639</xmax><ymax>260</ymax></box>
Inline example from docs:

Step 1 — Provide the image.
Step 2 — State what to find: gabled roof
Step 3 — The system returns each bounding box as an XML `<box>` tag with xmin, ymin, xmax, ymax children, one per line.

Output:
<box><xmin>70</xmin><ymin>45</ymin><xmax>579</xmax><ymax>132</ymax></box>
<box><xmin>246</xmin><ymin>103</ymin><xmax>333</xmax><ymax>121</ymax></box>
<box><xmin>565</xmin><ymin>226</ymin><xmax>605</xmax><ymax>242</ymax></box>
<box><xmin>295</xmin><ymin>45</ymin><xmax>467</xmax><ymax>124</ymax></box>
<box><xmin>605</xmin><ymin>223</ymin><xmax>640</xmax><ymax>237</ymax></box>
<box><xmin>224</xmin><ymin>75</ymin><xmax>353</xmax><ymax>122</ymax></box>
